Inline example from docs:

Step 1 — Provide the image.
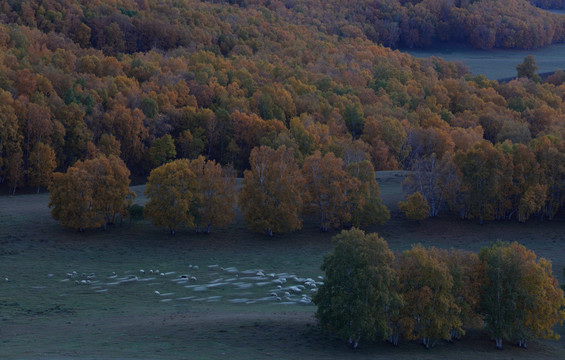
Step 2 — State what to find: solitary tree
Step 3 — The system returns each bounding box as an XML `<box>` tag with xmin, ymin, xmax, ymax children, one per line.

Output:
<box><xmin>314</xmin><ymin>228</ymin><xmax>400</xmax><ymax>349</ymax></box>
<box><xmin>516</xmin><ymin>55</ymin><xmax>539</xmax><ymax>80</ymax></box>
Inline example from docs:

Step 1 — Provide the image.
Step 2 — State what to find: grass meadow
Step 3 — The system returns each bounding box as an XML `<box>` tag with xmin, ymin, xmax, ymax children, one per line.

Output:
<box><xmin>403</xmin><ymin>42</ymin><xmax>565</xmax><ymax>80</ymax></box>
<box><xmin>1</xmin><ymin>171</ymin><xmax>564</xmax><ymax>359</ymax></box>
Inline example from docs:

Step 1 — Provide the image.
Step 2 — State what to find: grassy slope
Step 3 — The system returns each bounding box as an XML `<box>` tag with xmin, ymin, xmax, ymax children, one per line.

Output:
<box><xmin>0</xmin><ymin>173</ymin><xmax>564</xmax><ymax>359</ymax></box>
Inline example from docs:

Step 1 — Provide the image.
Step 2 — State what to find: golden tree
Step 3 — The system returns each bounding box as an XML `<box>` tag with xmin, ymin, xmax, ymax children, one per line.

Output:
<box><xmin>189</xmin><ymin>156</ymin><xmax>236</xmax><ymax>233</ymax></box>
<box><xmin>144</xmin><ymin>159</ymin><xmax>198</xmax><ymax>235</ymax></box>
<box><xmin>398</xmin><ymin>192</ymin><xmax>430</xmax><ymax>221</ymax></box>
<box><xmin>238</xmin><ymin>145</ymin><xmax>303</xmax><ymax>236</ymax></box>
<box><xmin>28</xmin><ymin>142</ymin><xmax>57</xmax><ymax>194</ymax></box>
<box><xmin>80</xmin><ymin>155</ymin><xmax>135</xmax><ymax>227</ymax></box>
<box><xmin>48</xmin><ymin>155</ymin><xmax>134</xmax><ymax>231</ymax></box>
<box><xmin>49</xmin><ymin>167</ymin><xmax>103</xmax><ymax>232</ymax></box>
<box><xmin>479</xmin><ymin>241</ymin><xmax>565</xmax><ymax>349</ymax></box>
<box><xmin>396</xmin><ymin>245</ymin><xmax>462</xmax><ymax>348</ymax></box>
<box><xmin>302</xmin><ymin>151</ymin><xmax>359</xmax><ymax>231</ymax></box>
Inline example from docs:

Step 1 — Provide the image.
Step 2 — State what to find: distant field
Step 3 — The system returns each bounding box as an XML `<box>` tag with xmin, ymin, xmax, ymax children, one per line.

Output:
<box><xmin>1</xmin><ymin>172</ymin><xmax>564</xmax><ymax>359</ymax></box>
<box><xmin>403</xmin><ymin>42</ymin><xmax>565</xmax><ymax>80</ymax></box>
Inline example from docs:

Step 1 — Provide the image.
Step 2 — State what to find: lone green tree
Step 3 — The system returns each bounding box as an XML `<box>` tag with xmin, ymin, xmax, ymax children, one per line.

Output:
<box><xmin>314</xmin><ymin>228</ymin><xmax>400</xmax><ymax>349</ymax></box>
<box><xmin>150</xmin><ymin>134</ymin><xmax>177</xmax><ymax>167</ymax></box>
<box><xmin>516</xmin><ymin>55</ymin><xmax>540</xmax><ymax>81</ymax></box>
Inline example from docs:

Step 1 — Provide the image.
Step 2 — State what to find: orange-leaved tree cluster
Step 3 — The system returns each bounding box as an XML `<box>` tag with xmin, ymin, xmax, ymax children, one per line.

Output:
<box><xmin>49</xmin><ymin>155</ymin><xmax>134</xmax><ymax>231</ymax></box>
<box><xmin>238</xmin><ymin>147</ymin><xmax>390</xmax><ymax>235</ymax></box>
<box><xmin>144</xmin><ymin>157</ymin><xmax>236</xmax><ymax>235</ymax></box>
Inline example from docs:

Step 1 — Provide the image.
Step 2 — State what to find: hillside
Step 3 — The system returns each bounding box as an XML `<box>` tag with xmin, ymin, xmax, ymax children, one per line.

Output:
<box><xmin>3</xmin><ymin>1</ymin><xmax>565</xmax><ymax>222</ymax></box>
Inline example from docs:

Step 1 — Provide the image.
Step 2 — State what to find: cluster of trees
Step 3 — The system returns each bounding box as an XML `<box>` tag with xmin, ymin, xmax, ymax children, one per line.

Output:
<box><xmin>257</xmin><ymin>0</ymin><xmax>565</xmax><ymax>49</ymax></box>
<box><xmin>144</xmin><ymin>156</ymin><xmax>236</xmax><ymax>235</ymax></box>
<box><xmin>402</xmin><ymin>136</ymin><xmax>565</xmax><ymax>223</ymax></box>
<box><xmin>48</xmin><ymin>155</ymin><xmax>134</xmax><ymax>231</ymax></box>
<box><xmin>239</xmin><ymin>145</ymin><xmax>389</xmax><ymax>235</ymax></box>
<box><xmin>5</xmin><ymin>1</ymin><xmax>565</xmax><ymax>223</ymax></box>
<box><xmin>49</xmin><ymin>145</ymin><xmax>389</xmax><ymax>235</ymax></box>
<box><xmin>2</xmin><ymin>0</ymin><xmax>562</xmax><ymax>52</ymax></box>
<box><xmin>315</xmin><ymin>228</ymin><xmax>565</xmax><ymax>350</ymax></box>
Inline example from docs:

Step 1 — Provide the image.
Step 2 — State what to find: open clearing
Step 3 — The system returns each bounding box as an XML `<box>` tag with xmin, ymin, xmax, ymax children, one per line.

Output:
<box><xmin>403</xmin><ymin>42</ymin><xmax>565</xmax><ymax>80</ymax></box>
<box><xmin>1</xmin><ymin>172</ymin><xmax>564</xmax><ymax>359</ymax></box>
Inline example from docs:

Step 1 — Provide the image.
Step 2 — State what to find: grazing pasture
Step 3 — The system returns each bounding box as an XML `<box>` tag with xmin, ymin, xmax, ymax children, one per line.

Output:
<box><xmin>0</xmin><ymin>172</ymin><xmax>564</xmax><ymax>359</ymax></box>
<box><xmin>403</xmin><ymin>42</ymin><xmax>565</xmax><ymax>80</ymax></box>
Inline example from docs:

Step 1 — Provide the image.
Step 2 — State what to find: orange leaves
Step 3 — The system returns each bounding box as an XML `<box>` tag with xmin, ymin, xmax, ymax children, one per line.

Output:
<box><xmin>49</xmin><ymin>155</ymin><xmax>133</xmax><ymax>231</ymax></box>
<box><xmin>239</xmin><ymin>145</ymin><xmax>303</xmax><ymax>236</ymax></box>
<box><xmin>398</xmin><ymin>192</ymin><xmax>430</xmax><ymax>221</ymax></box>
<box><xmin>144</xmin><ymin>157</ymin><xmax>236</xmax><ymax>235</ymax></box>
<box><xmin>479</xmin><ymin>241</ymin><xmax>565</xmax><ymax>349</ymax></box>
<box><xmin>396</xmin><ymin>245</ymin><xmax>462</xmax><ymax>346</ymax></box>
<box><xmin>144</xmin><ymin>159</ymin><xmax>198</xmax><ymax>235</ymax></box>
<box><xmin>189</xmin><ymin>156</ymin><xmax>236</xmax><ymax>232</ymax></box>
<box><xmin>302</xmin><ymin>151</ymin><xmax>360</xmax><ymax>231</ymax></box>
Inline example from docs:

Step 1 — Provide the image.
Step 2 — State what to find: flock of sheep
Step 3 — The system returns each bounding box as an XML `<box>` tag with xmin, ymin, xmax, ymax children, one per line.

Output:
<box><xmin>51</xmin><ymin>264</ymin><xmax>323</xmax><ymax>306</ymax></box>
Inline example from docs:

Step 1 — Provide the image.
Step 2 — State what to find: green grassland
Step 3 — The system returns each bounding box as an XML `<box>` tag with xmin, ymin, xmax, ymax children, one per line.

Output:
<box><xmin>404</xmin><ymin>42</ymin><xmax>565</xmax><ymax>80</ymax></box>
<box><xmin>1</xmin><ymin>173</ymin><xmax>564</xmax><ymax>359</ymax></box>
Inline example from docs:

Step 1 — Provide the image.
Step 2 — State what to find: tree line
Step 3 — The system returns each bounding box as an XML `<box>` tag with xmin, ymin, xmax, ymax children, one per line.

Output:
<box><xmin>315</xmin><ymin>228</ymin><xmax>565</xmax><ymax>350</ymax></box>
<box><xmin>2</xmin><ymin>0</ymin><xmax>563</xmax><ymax>52</ymax></box>
<box><xmin>48</xmin><ymin>146</ymin><xmax>390</xmax><ymax>235</ymax></box>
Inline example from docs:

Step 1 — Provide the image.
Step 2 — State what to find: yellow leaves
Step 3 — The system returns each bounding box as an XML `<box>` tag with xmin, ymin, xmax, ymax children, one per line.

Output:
<box><xmin>398</xmin><ymin>192</ymin><xmax>430</xmax><ymax>221</ymax></box>
<box><xmin>28</xmin><ymin>141</ymin><xmax>56</xmax><ymax>193</ymax></box>
<box><xmin>144</xmin><ymin>159</ymin><xmax>198</xmax><ymax>235</ymax></box>
<box><xmin>189</xmin><ymin>156</ymin><xmax>236</xmax><ymax>232</ymax></box>
<box><xmin>302</xmin><ymin>151</ymin><xmax>360</xmax><ymax>231</ymax></box>
<box><xmin>397</xmin><ymin>245</ymin><xmax>464</xmax><ymax>345</ymax></box>
<box><xmin>479</xmin><ymin>241</ymin><xmax>565</xmax><ymax>347</ymax></box>
<box><xmin>145</xmin><ymin>157</ymin><xmax>236</xmax><ymax>234</ymax></box>
<box><xmin>49</xmin><ymin>155</ymin><xmax>134</xmax><ymax>231</ymax></box>
<box><xmin>239</xmin><ymin>145</ymin><xmax>302</xmax><ymax>236</ymax></box>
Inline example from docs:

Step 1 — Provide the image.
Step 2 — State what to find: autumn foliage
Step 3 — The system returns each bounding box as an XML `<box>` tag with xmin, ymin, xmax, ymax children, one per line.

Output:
<box><xmin>239</xmin><ymin>145</ymin><xmax>303</xmax><ymax>236</ymax></box>
<box><xmin>48</xmin><ymin>155</ymin><xmax>134</xmax><ymax>231</ymax></box>
<box><xmin>144</xmin><ymin>157</ymin><xmax>236</xmax><ymax>234</ymax></box>
<box><xmin>316</xmin><ymin>230</ymin><xmax>565</xmax><ymax>349</ymax></box>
